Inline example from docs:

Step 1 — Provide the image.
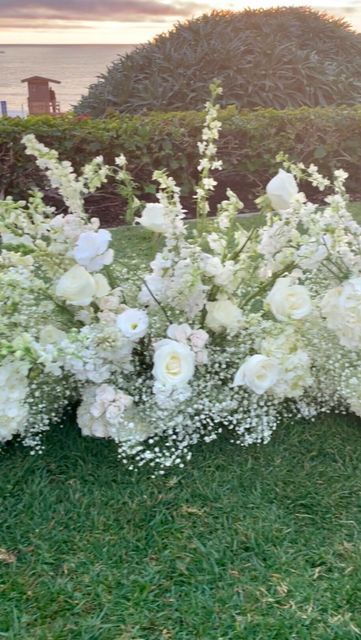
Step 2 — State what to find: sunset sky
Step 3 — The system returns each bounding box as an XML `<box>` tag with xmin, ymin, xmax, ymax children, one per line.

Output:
<box><xmin>0</xmin><ymin>1</ymin><xmax>360</xmax><ymax>44</ymax></box>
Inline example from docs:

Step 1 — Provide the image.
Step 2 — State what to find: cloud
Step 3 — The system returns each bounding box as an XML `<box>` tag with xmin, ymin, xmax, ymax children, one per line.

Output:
<box><xmin>0</xmin><ymin>0</ymin><xmax>207</xmax><ymax>23</ymax></box>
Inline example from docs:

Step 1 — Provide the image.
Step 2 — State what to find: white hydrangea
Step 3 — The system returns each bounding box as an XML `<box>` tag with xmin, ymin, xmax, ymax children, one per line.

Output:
<box><xmin>260</xmin><ymin>329</ymin><xmax>313</xmax><ymax>399</ymax></box>
<box><xmin>77</xmin><ymin>384</ymin><xmax>134</xmax><ymax>439</ymax></box>
<box><xmin>0</xmin><ymin>360</ymin><xmax>30</xmax><ymax>442</ymax></box>
<box><xmin>321</xmin><ymin>277</ymin><xmax>361</xmax><ymax>349</ymax></box>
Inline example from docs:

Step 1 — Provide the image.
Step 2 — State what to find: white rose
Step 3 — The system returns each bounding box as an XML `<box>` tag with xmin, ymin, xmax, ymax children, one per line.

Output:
<box><xmin>205</xmin><ymin>299</ymin><xmax>243</xmax><ymax>333</ymax></box>
<box><xmin>266</xmin><ymin>277</ymin><xmax>312</xmax><ymax>321</ymax></box>
<box><xmin>55</xmin><ymin>265</ymin><xmax>96</xmax><ymax>306</ymax></box>
<box><xmin>93</xmin><ymin>273</ymin><xmax>111</xmax><ymax>298</ymax></box>
<box><xmin>266</xmin><ymin>169</ymin><xmax>298</xmax><ymax>212</ymax></box>
<box><xmin>153</xmin><ymin>339</ymin><xmax>195</xmax><ymax>387</ymax></box>
<box><xmin>233</xmin><ymin>354</ymin><xmax>279</xmax><ymax>394</ymax></box>
<box><xmin>116</xmin><ymin>308</ymin><xmax>149</xmax><ymax>340</ymax></box>
<box><xmin>73</xmin><ymin>229</ymin><xmax>113</xmax><ymax>272</ymax></box>
<box><xmin>137</xmin><ymin>203</ymin><xmax>168</xmax><ymax>234</ymax></box>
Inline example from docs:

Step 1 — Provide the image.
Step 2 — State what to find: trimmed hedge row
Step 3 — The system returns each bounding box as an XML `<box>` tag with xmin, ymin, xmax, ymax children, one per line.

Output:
<box><xmin>1</xmin><ymin>106</ymin><xmax>361</xmax><ymax>209</ymax></box>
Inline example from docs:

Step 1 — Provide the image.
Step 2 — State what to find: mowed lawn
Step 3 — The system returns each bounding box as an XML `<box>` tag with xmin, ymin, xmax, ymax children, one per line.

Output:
<box><xmin>1</xmin><ymin>205</ymin><xmax>361</xmax><ymax>640</ymax></box>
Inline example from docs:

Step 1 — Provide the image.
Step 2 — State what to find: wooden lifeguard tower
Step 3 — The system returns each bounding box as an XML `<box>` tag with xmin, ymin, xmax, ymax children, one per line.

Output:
<box><xmin>21</xmin><ymin>76</ymin><xmax>61</xmax><ymax>115</ymax></box>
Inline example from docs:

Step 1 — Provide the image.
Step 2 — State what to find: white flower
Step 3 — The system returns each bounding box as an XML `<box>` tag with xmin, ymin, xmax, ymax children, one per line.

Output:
<box><xmin>137</xmin><ymin>203</ymin><xmax>168</xmax><ymax>234</ymax></box>
<box><xmin>167</xmin><ymin>323</ymin><xmax>192</xmax><ymax>343</ymax></box>
<box><xmin>39</xmin><ymin>325</ymin><xmax>66</xmax><ymax>345</ymax></box>
<box><xmin>189</xmin><ymin>329</ymin><xmax>209</xmax><ymax>352</ymax></box>
<box><xmin>77</xmin><ymin>383</ymin><xmax>133</xmax><ymax>439</ymax></box>
<box><xmin>296</xmin><ymin>243</ymin><xmax>328</xmax><ymax>270</ymax></box>
<box><xmin>0</xmin><ymin>360</ymin><xmax>29</xmax><ymax>442</ymax></box>
<box><xmin>74</xmin><ymin>229</ymin><xmax>113</xmax><ymax>272</ymax></box>
<box><xmin>205</xmin><ymin>299</ymin><xmax>243</xmax><ymax>333</ymax></box>
<box><xmin>200</xmin><ymin>254</ymin><xmax>223</xmax><ymax>277</ymax></box>
<box><xmin>56</xmin><ymin>265</ymin><xmax>96</xmax><ymax>306</ymax></box>
<box><xmin>138</xmin><ymin>274</ymin><xmax>165</xmax><ymax>306</ymax></box>
<box><xmin>165</xmin><ymin>324</ymin><xmax>209</xmax><ymax>364</ymax></box>
<box><xmin>153</xmin><ymin>339</ymin><xmax>195</xmax><ymax>387</ymax></box>
<box><xmin>93</xmin><ymin>273</ymin><xmax>111</xmax><ymax>298</ymax></box>
<box><xmin>321</xmin><ymin>277</ymin><xmax>361</xmax><ymax>349</ymax></box>
<box><xmin>266</xmin><ymin>169</ymin><xmax>298</xmax><ymax>212</ymax></box>
<box><xmin>233</xmin><ymin>355</ymin><xmax>279</xmax><ymax>394</ymax></box>
<box><xmin>272</xmin><ymin>349</ymin><xmax>312</xmax><ymax>399</ymax></box>
<box><xmin>266</xmin><ymin>277</ymin><xmax>312</xmax><ymax>321</ymax></box>
<box><xmin>116</xmin><ymin>308</ymin><xmax>149</xmax><ymax>340</ymax></box>
<box><xmin>190</xmin><ymin>328</ymin><xmax>209</xmax><ymax>364</ymax></box>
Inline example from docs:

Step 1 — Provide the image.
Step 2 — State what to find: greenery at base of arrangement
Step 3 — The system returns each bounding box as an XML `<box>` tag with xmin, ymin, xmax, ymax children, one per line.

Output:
<box><xmin>2</xmin><ymin>104</ymin><xmax>361</xmax><ymax>208</ymax></box>
<box><xmin>75</xmin><ymin>7</ymin><xmax>361</xmax><ymax>117</ymax></box>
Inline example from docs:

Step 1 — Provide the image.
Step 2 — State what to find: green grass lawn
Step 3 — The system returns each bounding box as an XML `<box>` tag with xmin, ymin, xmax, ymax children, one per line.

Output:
<box><xmin>2</xmin><ymin>207</ymin><xmax>361</xmax><ymax>639</ymax></box>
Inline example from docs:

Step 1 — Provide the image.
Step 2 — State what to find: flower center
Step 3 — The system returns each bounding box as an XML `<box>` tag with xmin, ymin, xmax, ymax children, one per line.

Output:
<box><xmin>131</xmin><ymin>322</ymin><xmax>138</xmax><ymax>330</ymax></box>
<box><xmin>166</xmin><ymin>354</ymin><xmax>181</xmax><ymax>377</ymax></box>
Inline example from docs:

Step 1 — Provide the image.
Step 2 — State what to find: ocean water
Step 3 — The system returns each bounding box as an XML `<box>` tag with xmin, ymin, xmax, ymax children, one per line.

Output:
<box><xmin>0</xmin><ymin>44</ymin><xmax>136</xmax><ymax>115</ymax></box>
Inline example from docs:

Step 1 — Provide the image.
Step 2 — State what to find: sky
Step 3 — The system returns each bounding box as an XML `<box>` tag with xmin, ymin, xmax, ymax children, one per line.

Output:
<box><xmin>0</xmin><ymin>0</ymin><xmax>360</xmax><ymax>44</ymax></box>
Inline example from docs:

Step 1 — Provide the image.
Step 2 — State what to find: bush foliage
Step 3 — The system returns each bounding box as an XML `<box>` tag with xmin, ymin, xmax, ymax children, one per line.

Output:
<box><xmin>75</xmin><ymin>7</ymin><xmax>361</xmax><ymax>117</ymax></box>
<box><xmin>2</xmin><ymin>105</ymin><xmax>361</xmax><ymax>213</ymax></box>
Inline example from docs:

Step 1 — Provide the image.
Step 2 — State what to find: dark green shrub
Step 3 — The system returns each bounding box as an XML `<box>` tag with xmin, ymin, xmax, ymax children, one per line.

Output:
<box><xmin>2</xmin><ymin>105</ymin><xmax>361</xmax><ymax>218</ymax></box>
<box><xmin>75</xmin><ymin>7</ymin><xmax>361</xmax><ymax>117</ymax></box>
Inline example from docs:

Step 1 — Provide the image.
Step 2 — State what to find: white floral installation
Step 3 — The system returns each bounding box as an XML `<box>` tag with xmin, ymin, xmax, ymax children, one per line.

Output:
<box><xmin>1</xmin><ymin>82</ymin><xmax>361</xmax><ymax>471</ymax></box>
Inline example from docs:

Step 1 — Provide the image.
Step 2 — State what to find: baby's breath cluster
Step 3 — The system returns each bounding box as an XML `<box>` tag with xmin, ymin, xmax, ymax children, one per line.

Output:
<box><xmin>1</xmin><ymin>88</ymin><xmax>361</xmax><ymax>471</ymax></box>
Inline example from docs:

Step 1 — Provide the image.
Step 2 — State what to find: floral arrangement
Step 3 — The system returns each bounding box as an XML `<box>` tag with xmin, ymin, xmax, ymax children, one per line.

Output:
<box><xmin>1</xmin><ymin>83</ymin><xmax>361</xmax><ymax>471</ymax></box>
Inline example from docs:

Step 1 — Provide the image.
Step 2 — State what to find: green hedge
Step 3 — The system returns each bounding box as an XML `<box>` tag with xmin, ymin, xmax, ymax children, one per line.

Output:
<box><xmin>1</xmin><ymin>106</ymin><xmax>361</xmax><ymax>208</ymax></box>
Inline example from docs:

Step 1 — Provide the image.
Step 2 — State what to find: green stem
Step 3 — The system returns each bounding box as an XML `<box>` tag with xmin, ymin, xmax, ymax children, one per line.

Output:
<box><xmin>240</xmin><ymin>263</ymin><xmax>296</xmax><ymax>310</ymax></box>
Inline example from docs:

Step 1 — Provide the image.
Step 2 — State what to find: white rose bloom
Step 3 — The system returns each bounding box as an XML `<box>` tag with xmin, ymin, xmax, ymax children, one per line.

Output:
<box><xmin>233</xmin><ymin>354</ymin><xmax>279</xmax><ymax>395</ymax></box>
<box><xmin>93</xmin><ymin>273</ymin><xmax>111</xmax><ymax>299</ymax></box>
<box><xmin>116</xmin><ymin>308</ymin><xmax>149</xmax><ymax>340</ymax></box>
<box><xmin>266</xmin><ymin>277</ymin><xmax>312</xmax><ymax>321</ymax></box>
<box><xmin>205</xmin><ymin>299</ymin><xmax>243</xmax><ymax>334</ymax></box>
<box><xmin>137</xmin><ymin>203</ymin><xmax>168</xmax><ymax>234</ymax></box>
<box><xmin>153</xmin><ymin>339</ymin><xmax>195</xmax><ymax>387</ymax></box>
<box><xmin>55</xmin><ymin>265</ymin><xmax>96</xmax><ymax>306</ymax></box>
<box><xmin>266</xmin><ymin>169</ymin><xmax>298</xmax><ymax>212</ymax></box>
<box><xmin>321</xmin><ymin>277</ymin><xmax>361</xmax><ymax>349</ymax></box>
<box><xmin>73</xmin><ymin>229</ymin><xmax>114</xmax><ymax>272</ymax></box>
